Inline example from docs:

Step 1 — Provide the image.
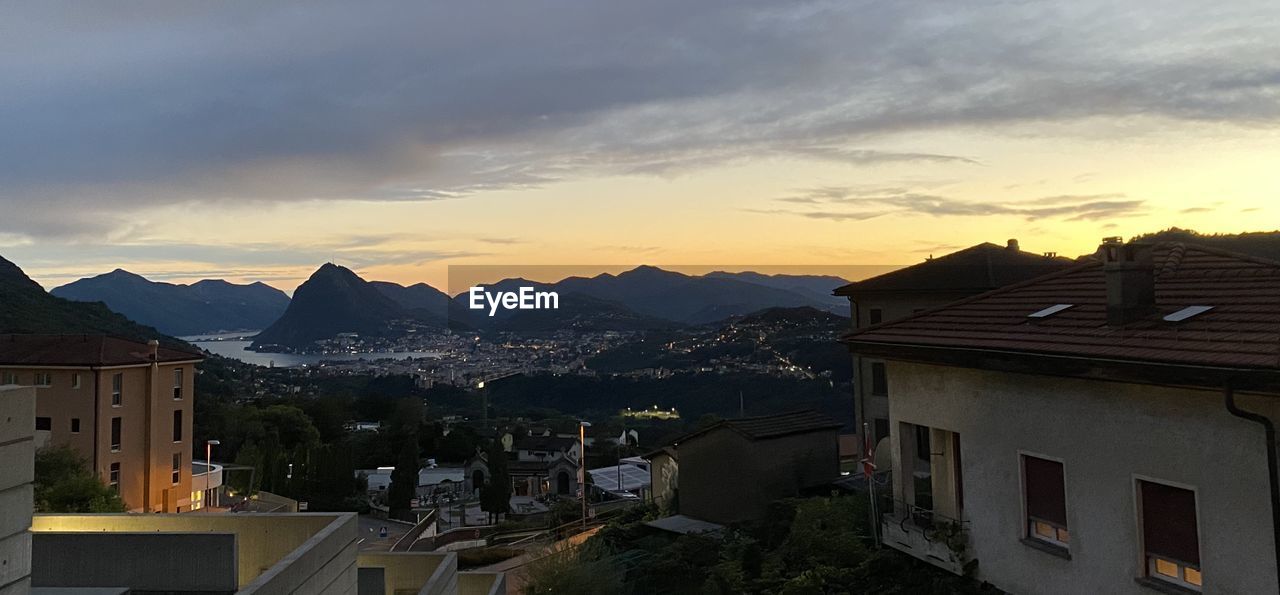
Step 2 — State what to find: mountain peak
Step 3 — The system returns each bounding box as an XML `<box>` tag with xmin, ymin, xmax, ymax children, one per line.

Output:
<box><xmin>618</xmin><ymin>265</ymin><xmax>683</xmax><ymax>280</ymax></box>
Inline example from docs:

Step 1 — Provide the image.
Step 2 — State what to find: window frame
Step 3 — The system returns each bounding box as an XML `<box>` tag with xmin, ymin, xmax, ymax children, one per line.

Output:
<box><xmin>71</xmin><ymin>372</ymin><xmax>81</xmax><ymax>389</ymax></box>
<box><xmin>70</xmin><ymin>417</ymin><xmax>81</xmax><ymax>433</ymax></box>
<box><xmin>1</xmin><ymin>371</ymin><xmax>18</xmax><ymax>385</ymax></box>
<box><xmin>109</xmin><ymin>462</ymin><xmax>120</xmax><ymax>493</ymax></box>
<box><xmin>172</xmin><ymin>452</ymin><xmax>182</xmax><ymax>485</ymax></box>
<box><xmin>173</xmin><ymin>367</ymin><xmax>183</xmax><ymax>400</ymax></box>
<box><xmin>110</xmin><ymin>416</ymin><xmax>122</xmax><ymax>452</ymax></box>
<box><xmin>1134</xmin><ymin>475</ymin><xmax>1202</xmax><ymax>591</ymax></box>
<box><xmin>111</xmin><ymin>372</ymin><xmax>123</xmax><ymax>407</ymax></box>
<box><xmin>870</xmin><ymin>361</ymin><xmax>888</xmax><ymax>397</ymax></box>
<box><xmin>33</xmin><ymin>372</ymin><xmax>52</xmax><ymax>387</ymax></box>
<box><xmin>35</xmin><ymin>416</ymin><xmax>52</xmax><ymax>431</ymax></box>
<box><xmin>172</xmin><ymin>409</ymin><xmax>183</xmax><ymax>442</ymax></box>
<box><xmin>1018</xmin><ymin>451</ymin><xmax>1070</xmax><ymax>553</ymax></box>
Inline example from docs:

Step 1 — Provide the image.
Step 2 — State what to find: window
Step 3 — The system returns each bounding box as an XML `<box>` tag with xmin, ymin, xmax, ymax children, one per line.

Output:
<box><xmin>914</xmin><ymin>425</ymin><xmax>931</xmax><ymax>463</ymax></box>
<box><xmin>172</xmin><ymin>368</ymin><xmax>183</xmax><ymax>400</ymax></box>
<box><xmin>35</xmin><ymin>416</ymin><xmax>51</xmax><ymax>431</ymax></box>
<box><xmin>70</xmin><ymin>418</ymin><xmax>81</xmax><ymax>433</ymax></box>
<box><xmin>112</xmin><ymin>373</ymin><xmax>123</xmax><ymax>406</ymax></box>
<box><xmin>71</xmin><ymin>373</ymin><xmax>81</xmax><ymax>389</ymax></box>
<box><xmin>869</xmin><ymin>308</ymin><xmax>883</xmax><ymax>325</ymax></box>
<box><xmin>33</xmin><ymin>372</ymin><xmax>52</xmax><ymax>387</ymax></box>
<box><xmin>1</xmin><ymin>371</ymin><xmax>17</xmax><ymax>385</ymax></box>
<box><xmin>1140</xmin><ymin>480</ymin><xmax>1201</xmax><ymax>590</ymax></box>
<box><xmin>172</xmin><ymin>452</ymin><xmax>182</xmax><ymax>485</ymax></box>
<box><xmin>110</xmin><ymin>417</ymin><xmax>122</xmax><ymax>451</ymax></box>
<box><xmin>1023</xmin><ymin>455</ymin><xmax>1069</xmax><ymax>550</ymax></box>
<box><xmin>870</xmin><ymin>362</ymin><xmax>888</xmax><ymax>396</ymax></box>
<box><xmin>172</xmin><ymin>410</ymin><xmax>183</xmax><ymax>442</ymax></box>
<box><xmin>109</xmin><ymin>463</ymin><xmax>120</xmax><ymax>493</ymax></box>
<box><xmin>873</xmin><ymin>418</ymin><xmax>890</xmax><ymax>443</ymax></box>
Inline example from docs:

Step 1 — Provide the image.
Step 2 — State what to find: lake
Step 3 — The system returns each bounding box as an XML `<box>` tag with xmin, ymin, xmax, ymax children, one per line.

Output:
<box><xmin>182</xmin><ymin>334</ymin><xmax>442</xmax><ymax>368</ymax></box>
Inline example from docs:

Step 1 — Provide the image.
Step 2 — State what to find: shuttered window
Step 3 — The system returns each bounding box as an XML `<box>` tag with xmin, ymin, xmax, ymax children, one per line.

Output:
<box><xmin>1023</xmin><ymin>455</ymin><xmax>1068</xmax><ymax>547</ymax></box>
<box><xmin>1140</xmin><ymin>480</ymin><xmax>1201</xmax><ymax>588</ymax></box>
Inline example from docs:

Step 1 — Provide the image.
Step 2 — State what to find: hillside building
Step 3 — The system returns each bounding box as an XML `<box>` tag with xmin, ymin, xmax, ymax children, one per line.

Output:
<box><xmin>842</xmin><ymin>241</ymin><xmax>1280</xmax><ymax>593</ymax></box>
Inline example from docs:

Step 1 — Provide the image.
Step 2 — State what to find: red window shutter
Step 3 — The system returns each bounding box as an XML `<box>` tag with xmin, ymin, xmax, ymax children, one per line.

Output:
<box><xmin>1141</xmin><ymin>481</ymin><xmax>1200</xmax><ymax>565</ymax></box>
<box><xmin>1024</xmin><ymin>456</ymin><xmax>1067</xmax><ymax>526</ymax></box>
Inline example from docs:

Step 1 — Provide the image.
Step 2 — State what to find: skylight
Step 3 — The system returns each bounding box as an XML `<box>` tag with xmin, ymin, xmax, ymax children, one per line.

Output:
<box><xmin>1163</xmin><ymin>305</ymin><xmax>1213</xmax><ymax>322</ymax></box>
<box><xmin>1028</xmin><ymin>304</ymin><xmax>1073</xmax><ymax>318</ymax></box>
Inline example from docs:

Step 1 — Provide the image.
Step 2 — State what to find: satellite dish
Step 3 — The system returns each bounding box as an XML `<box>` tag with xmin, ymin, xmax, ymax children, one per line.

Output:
<box><xmin>874</xmin><ymin>436</ymin><xmax>892</xmax><ymax>473</ymax></box>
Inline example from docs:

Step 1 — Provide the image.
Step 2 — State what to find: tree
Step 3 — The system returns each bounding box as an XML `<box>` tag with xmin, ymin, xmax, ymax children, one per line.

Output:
<box><xmin>387</xmin><ymin>434</ymin><xmax>419</xmax><ymax>519</ymax></box>
<box><xmin>480</xmin><ymin>440</ymin><xmax>511</xmax><ymax>524</ymax></box>
<box><xmin>34</xmin><ymin>445</ymin><xmax>125</xmax><ymax>513</ymax></box>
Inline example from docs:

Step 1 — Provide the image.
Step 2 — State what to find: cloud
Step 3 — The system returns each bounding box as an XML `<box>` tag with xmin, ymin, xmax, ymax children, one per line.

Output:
<box><xmin>2</xmin><ymin>1</ymin><xmax>1279</xmax><ymax>240</ymax></box>
<box><xmin>763</xmin><ymin>187</ymin><xmax>1146</xmax><ymax>222</ymax></box>
<box><xmin>4</xmin><ymin>235</ymin><xmax>488</xmax><ymax>288</ymax></box>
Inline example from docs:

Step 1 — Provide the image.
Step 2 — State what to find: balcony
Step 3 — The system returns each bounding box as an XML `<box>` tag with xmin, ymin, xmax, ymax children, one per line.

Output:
<box><xmin>880</xmin><ymin>500</ymin><xmax>972</xmax><ymax>575</ymax></box>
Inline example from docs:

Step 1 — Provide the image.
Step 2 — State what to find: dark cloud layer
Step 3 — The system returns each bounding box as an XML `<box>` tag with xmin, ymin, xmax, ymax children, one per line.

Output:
<box><xmin>2</xmin><ymin>1</ymin><xmax>1279</xmax><ymax>239</ymax></box>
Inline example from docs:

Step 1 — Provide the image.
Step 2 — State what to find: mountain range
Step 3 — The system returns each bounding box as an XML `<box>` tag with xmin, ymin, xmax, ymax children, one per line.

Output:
<box><xmin>247</xmin><ymin>263</ymin><xmax>851</xmax><ymax>349</ymax></box>
<box><xmin>0</xmin><ymin>256</ymin><xmax>170</xmax><ymax>342</ymax></box>
<box><xmin>52</xmin><ymin>269</ymin><xmax>290</xmax><ymax>336</ymax></box>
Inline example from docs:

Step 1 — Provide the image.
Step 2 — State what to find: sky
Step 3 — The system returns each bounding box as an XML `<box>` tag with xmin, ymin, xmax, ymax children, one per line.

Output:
<box><xmin>3</xmin><ymin>1</ymin><xmax>1279</xmax><ymax>292</ymax></box>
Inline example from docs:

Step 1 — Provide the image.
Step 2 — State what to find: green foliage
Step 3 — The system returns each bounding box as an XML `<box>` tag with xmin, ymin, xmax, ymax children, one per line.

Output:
<box><xmin>34</xmin><ymin>446</ymin><xmax>125</xmax><ymax>513</ymax></box>
<box><xmin>457</xmin><ymin>546</ymin><xmax>521</xmax><ymax>569</ymax></box>
<box><xmin>577</xmin><ymin>494</ymin><xmax>999</xmax><ymax>595</ymax></box>
<box><xmin>522</xmin><ymin>544</ymin><xmax>624</xmax><ymax>595</ymax></box>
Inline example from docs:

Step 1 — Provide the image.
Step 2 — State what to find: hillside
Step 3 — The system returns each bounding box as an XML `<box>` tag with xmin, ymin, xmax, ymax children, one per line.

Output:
<box><xmin>52</xmin><ymin>270</ymin><xmax>289</xmax><ymax>336</ymax></box>
<box><xmin>1133</xmin><ymin>228</ymin><xmax>1280</xmax><ymax>261</ymax></box>
<box><xmin>251</xmin><ymin>263</ymin><xmax>417</xmax><ymax>349</ymax></box>
<box><xmin>0</xmin><ymin>255</ymin><xmax>170</xmax><ymax>342</ymax></box>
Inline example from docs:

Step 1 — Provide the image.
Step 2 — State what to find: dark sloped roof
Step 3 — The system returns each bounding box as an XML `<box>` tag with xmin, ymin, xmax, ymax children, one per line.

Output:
<box><xmin>676</xmin><ymin>410</ymin><xmax>841</xmax><ymax>447</ymax></box>
<box><xmin>0</xmin><ymin>334</ymin><xmax>203</xmax><ymax>367</ymax></box>
<box><xmin>842</xmin><ymin>243</ymin><xmax>1280</xmax><ymax>370</ymax></box>
<box><xmin>834</xmin><ymin>241</ymin><xmax>1075</xmax><ymax>296</ymax></box>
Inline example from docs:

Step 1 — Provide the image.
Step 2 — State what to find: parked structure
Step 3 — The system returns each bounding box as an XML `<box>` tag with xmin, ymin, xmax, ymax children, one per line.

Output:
<box><xmin>842</xmin><ymin>240</ymin><xmax>1280</xmax><ymax>593</ymax></box>
<box><xmin>834</xmin><ymin>240</ymin><xmax>1073</xmax><ymax>455</ymax></box>
<box><xmin>0</xmin><ymin>335</ymin><xmax>204</xmax><ymax>513</ymax></box>
<box><xmin>650</xmin><ymin>410</ymin><xmax>841</xmax><ymax>524</ymax></box>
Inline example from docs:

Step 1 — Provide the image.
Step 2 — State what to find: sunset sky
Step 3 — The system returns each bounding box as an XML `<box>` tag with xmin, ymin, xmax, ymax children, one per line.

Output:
<box><xmin>3</xmin><ymin>2</ymin><xmax>1278</xmax><ymax>293</ymax></box>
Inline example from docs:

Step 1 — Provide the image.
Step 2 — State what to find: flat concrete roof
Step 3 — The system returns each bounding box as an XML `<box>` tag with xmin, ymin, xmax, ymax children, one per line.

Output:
<box><xmin>643</xmin><ymin>515</ymin><xmax>724</xmax><ymax>536</ymax></box>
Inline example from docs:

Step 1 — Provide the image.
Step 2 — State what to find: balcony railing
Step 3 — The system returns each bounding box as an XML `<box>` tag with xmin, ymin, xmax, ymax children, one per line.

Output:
<box><xmin>880</xmin><ymin>499</ymin><xmax>971</xmax><ymax>575</ymax></box>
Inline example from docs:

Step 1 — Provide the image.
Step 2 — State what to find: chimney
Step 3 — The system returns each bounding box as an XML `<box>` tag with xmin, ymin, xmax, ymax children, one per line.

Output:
<box><xmin>148</xmin><ymin>339</ymin><xmax>159</xmax><ymax>361</ymax></box>
<box><xmin>1101</xmin><ymin>239</ymin><xmax>1156</xmax><ymax>326</ymax></box>
<box><xmin>1006</xmin><ymin>238</ymin><xmax>1020</xmax><ymax>251</ymax></box>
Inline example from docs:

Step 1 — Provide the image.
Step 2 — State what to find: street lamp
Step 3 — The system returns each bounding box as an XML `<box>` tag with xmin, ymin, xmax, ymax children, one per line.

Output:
<box><xmin>579</xmin><ymin>421</ymin><xmax>591</xmax><ymax>528</ymax></box>
<box><xmin>205</xmin><ymin>439</ymin><xmax>220</xmax><ymax>511</ymax></box>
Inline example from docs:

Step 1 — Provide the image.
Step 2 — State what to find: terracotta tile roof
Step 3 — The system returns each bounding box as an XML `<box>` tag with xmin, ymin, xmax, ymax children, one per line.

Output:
<box><xmin>842</xmin><ymin>243</ymin><xmax>1280</xmax><ymax>370</ymax></box>
<box><xmin>0</xmin><ymin>334</ymin><xmax>203</xmax><ymax>367</ymax></box>
<box><xmin>834</xmin><ymin>241</ymin><xmax>1075</xmax><ymax>296</ymax></box>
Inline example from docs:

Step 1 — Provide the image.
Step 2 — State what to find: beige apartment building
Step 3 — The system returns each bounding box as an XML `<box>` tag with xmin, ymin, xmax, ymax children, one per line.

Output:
<box><xmin>0</xmin><ymin>335</ymin><xmax>203</xmax><ymax>513</ymax></box>
<box><xmin>842</xmin><ymin>241</ymin><xmax>1280</xmax><ymax>593</ymax></box>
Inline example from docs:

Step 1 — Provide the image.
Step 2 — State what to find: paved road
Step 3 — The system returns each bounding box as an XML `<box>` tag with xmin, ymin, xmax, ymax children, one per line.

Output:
<box><xmin>357</xmin><ymin>514</ymin><xmax>412</xmax><ymax>551</ymax></box>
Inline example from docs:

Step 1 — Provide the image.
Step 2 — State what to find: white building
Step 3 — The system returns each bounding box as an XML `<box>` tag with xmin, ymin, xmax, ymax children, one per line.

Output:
<box><xmin>843</xmin><ymin>241</ymin><xmax>1280</xmax><ymax>594</ymax></box>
